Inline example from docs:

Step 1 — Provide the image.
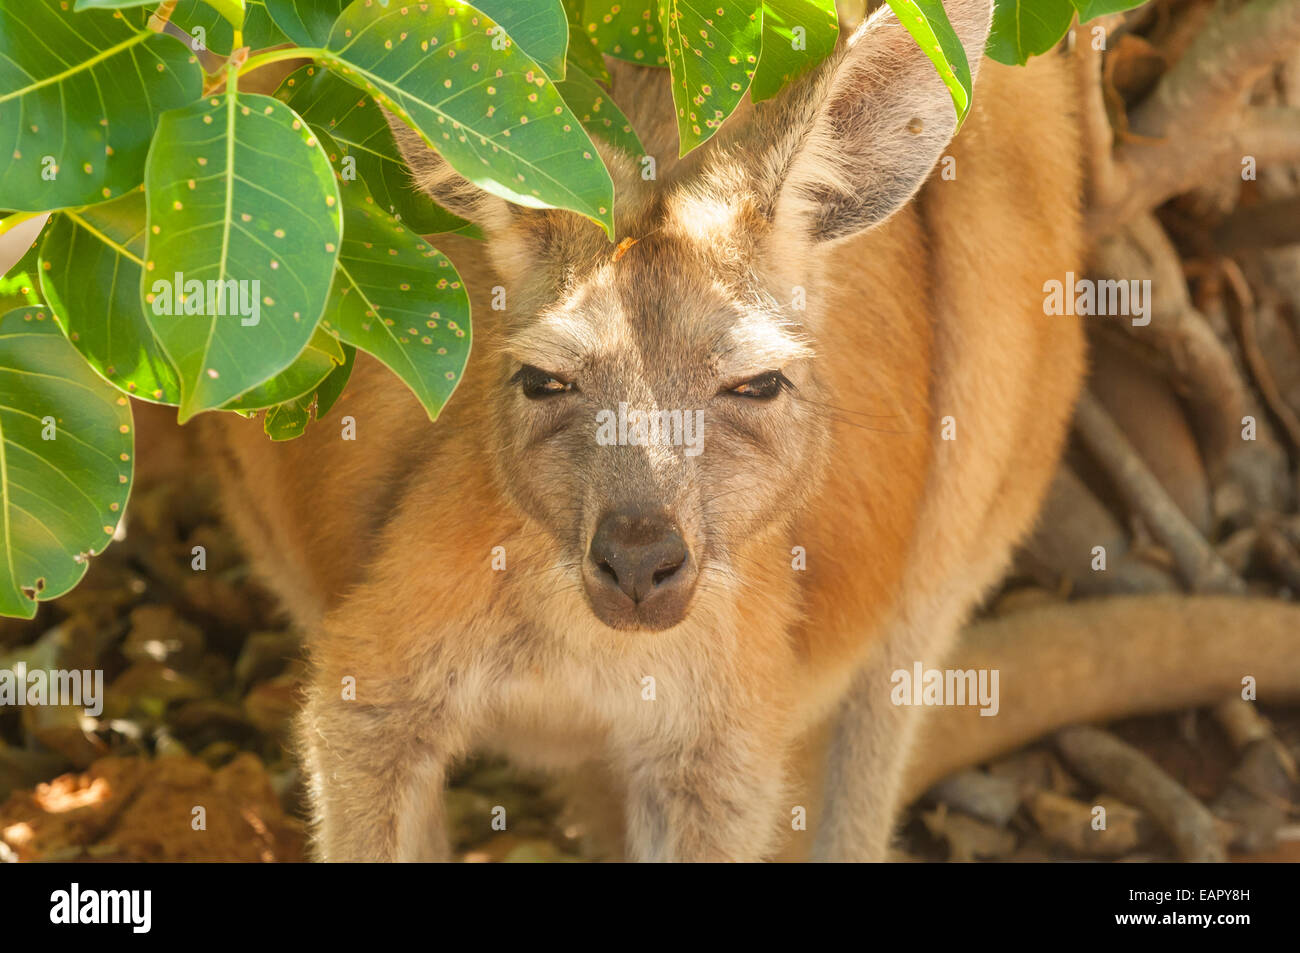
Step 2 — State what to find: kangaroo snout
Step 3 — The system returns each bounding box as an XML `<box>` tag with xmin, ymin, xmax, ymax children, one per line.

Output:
<box><xmin>585</xmin><ymin>506</ymin><xmax>697</xmax><ymax>631</ymax></box>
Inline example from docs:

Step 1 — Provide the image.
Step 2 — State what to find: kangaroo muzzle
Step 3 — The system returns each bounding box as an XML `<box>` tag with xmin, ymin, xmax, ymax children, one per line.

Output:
<box><xmin>584</xmin><ymin>505</ymin><xmax>698</xmax><ymax>631</ymax></box>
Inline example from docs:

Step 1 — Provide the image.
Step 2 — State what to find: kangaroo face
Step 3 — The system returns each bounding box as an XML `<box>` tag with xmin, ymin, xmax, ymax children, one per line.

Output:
<box><xmin>488</xmin><ymin>219</ymin><xmax>826</xmax><ymax>632</ymax></box>
<box><xmin>388</xmin><ymin>0</ymin><xmax>989</xmax><ymax>633</ymax></box>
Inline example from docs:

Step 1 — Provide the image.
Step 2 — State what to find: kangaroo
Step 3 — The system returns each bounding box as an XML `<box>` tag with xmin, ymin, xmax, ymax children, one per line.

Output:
<box><xmin>207</xmin><ymin>0</ymin><xmax>1085</xmax><ymax>861</ymax></box>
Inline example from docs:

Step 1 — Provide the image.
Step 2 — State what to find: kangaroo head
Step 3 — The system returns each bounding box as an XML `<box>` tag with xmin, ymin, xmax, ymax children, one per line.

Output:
<box><xmin>390</xmin><ymin>0</ymin><xmax>992</xmax><ymax>633</ymax></box>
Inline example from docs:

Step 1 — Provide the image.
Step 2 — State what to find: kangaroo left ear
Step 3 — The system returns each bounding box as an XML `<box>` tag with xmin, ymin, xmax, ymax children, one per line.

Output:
<box><xmin>769</xmin><ymin>0</ymin><xmax>993</xmax><ymax>244</ymax></box>
<box><xmin>384</xmin><ymin>107</ymin><xmax>517</xmax><ymax>235</ymax></box>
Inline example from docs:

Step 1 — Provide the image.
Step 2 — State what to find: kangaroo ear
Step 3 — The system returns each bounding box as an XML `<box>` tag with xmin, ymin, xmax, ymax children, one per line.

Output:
<box><xmin>770</xmin><ymin>0</ymin><xmax>993</xmax><ymax>243</ymax></box>
<box><xmin>384</xmin><ymin>109</ymin><xmax>515</xmax><ymax>233</ymax></box>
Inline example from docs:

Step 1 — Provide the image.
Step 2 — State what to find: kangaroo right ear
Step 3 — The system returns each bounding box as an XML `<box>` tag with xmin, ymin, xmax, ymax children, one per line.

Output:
<box><xmin>384</xmin><ymin>108</ymin><xmax>516</xmax><ymax>234</ymax></box>
<box><xmin>767</xmin><ymin>0</ymin><xmax>994</xmax><ymax>244</ymax></box>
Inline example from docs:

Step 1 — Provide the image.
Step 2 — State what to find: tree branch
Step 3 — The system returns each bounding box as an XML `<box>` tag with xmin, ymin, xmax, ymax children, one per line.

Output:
<box><xmin>1074</xmin><ymin>391</ymin><xmax>1246</xmax><ymax>593</ymax></box>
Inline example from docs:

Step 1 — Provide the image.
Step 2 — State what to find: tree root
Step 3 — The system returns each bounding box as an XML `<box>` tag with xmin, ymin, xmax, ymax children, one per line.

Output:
<box><xmin>904</xmin><ymin>595</ymin><xmax>1300</xmax><ymax>802</ymax></box>
<box><xmin>1055</xmin><ymin>725</ymin><xmax>1228</xmax><ymax>862</ymax></box>
<box><xmin>1088</xmin><ymin>0</ymin><xmax>1300</xmax><ymax>235</ymax></box>
<box><xmin>1074</xmin><ymin>391</ymin><xmax>1245</xmax><ymax>591</ymax></box>
<box><xmin>1089</xmin><ymin>213</ymin><xmax>1291</xmax><ymax>516</ymax></box>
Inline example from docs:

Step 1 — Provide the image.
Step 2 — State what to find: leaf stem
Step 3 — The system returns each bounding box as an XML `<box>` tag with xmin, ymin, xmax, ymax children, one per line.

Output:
<box><xmin>148</xmin><ymin>1</ymin><xmax>180</xmax><ymax>33</ymax></box>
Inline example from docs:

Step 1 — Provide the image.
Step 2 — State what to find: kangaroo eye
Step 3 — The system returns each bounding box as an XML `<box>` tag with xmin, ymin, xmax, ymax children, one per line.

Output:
<box><xmin>512</xmin><ymin>364</ymin><xmax>575</xmax><ymax>399</ymax></box>
<box><xmin>728</xmin><ymin>370</ymin><xmax>792</xmax><ymax>400</ymax></box>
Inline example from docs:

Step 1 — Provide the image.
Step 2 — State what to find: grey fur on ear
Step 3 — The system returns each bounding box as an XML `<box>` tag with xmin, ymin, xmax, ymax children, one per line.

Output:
<box><xmin>771</xmin><ymin>0</ymin><xmax>994</xmax><ymax>243</ymax></box>
<box><xmin>383</xmin><ymin>108</ymin><xmax>515</xmax><ymax>233</ymax></box>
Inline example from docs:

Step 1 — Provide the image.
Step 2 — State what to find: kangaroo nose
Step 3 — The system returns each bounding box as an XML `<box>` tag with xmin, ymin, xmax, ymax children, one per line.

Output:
<box><xmin>589</xmin><ymin>507</ymin><xmax>689</xmax><ymax>604</ymax></box>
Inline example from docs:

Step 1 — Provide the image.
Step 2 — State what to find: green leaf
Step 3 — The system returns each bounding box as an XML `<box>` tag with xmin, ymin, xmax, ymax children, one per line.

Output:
<box><xmin>0</xmin><ymin>221</ymin><xmax>46</xmax><ymax>316</ymax></box>
<box><xmin>469</xmin><ymin>0</ymin><xmax>570</xmax><ymax>80</ymax></box>
<box><xmin>986</xmin><ymin>0</ymin><xmax>1076</xmax><ymax>66</ymax></box>
<box><xmin>72</xmin><ymin>0</ymin><xmax>152</xmax><ymax>9</ymax></box>
<box><xmin>658</xmin><ymin>0</ymin><xmax>762</xmax><ymax>155</ymax></box>
<box><xmin>750</xmin><ymin>0</ymin><xmax>838</xmax><ymax>103</ymax></box>
<box><xmin>262</xmin><ymin>396</ymin><xmax>311</xmax><ymax>440</ymax></box>
<box><xmin>222</xmin><ymin>326</ymin><xmax>344</xmax><ymax>411</ymax></box>
<box><xmin>886</xmin><ymin>0</ymin><xmax>972</xmax><ymax>125</ymax></box>
<box><xmin>324</xmin><ymin>0</ymin><xmax>615</xmax><ymax>237</ymax></box>
<box><xmin>314</xmin><ymin>342</ymin><xmax>354</xmax><ymax>417</ymax></box>
<box><xmin>143</xmin><ymin>90</ymin><xmax>342</xmax><ymax>421</ymax></box>
<box><xmin>0</xmin><ymin>2</ymin><xmax>202</xmax><ymax>211</ymax></box>
<box><xmin>1071</xmin><ymin>0</ymin><xmax>1148</xmax><ymax>21</ymax></box>
<box><xmin>262</xmin><ymin>341</ymin><xmax>354</xmax><ymax>440</ymax></box>
<box><xmin>555</xmin><ymin>60</ymin><xmax>645</xmax><ymax>158</ymax></box>
<box><xmin>172</xmin><ymin>0</ymin><xmax>289</xmax><ymax>55</ymax></box>
<box><xmin>315</xmin><ymin>133</ymin><xmax>471</xmax><ymax>421</ymax></box>
<box><xmin>275</xmin><ymin>65</ymin><xmax>472</xmax><ymax>235</ymax></box>
<box><xmin>203</xmin><ymin>0</ymin><xmax>247</xmax><ymax>27</ymax></box>
<box><xmin>576</xmin><ymin>0</ymin><xmax>666</xmax><ymax>66</ymax></box>
<box><xmin>0</xmin><ymin>212</ymin><xmax>51</xmax><ymax>281</ymax></box>
<box><xmin>77</xmin><ymin>0</ymin><xmax>247</xmax><ymax>27</ymax></box>
<box><xmin>265</xmin><ymin>0</ymin><xmax>349</xmax><ymax>47</ymax></box>
<box><xmin>0</xmin><ymin>306</ymin><xmax>133</xmax><ymax>619</ymax></box>
<box><xmin>564</xmin><ymin>1</ymin><xmax>611</xmax><ymax>84</ymax></box>
<box><xmin>39</xmin><ymin>192</ymin><xmax>182</xmax><ymax>405</ymax></box>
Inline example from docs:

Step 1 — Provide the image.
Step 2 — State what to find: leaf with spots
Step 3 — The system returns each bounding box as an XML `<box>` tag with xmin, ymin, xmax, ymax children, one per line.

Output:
<box><xmin>315</xmin><ymin>131</ymin><xmax>471</xmax><ymax>422</ymax></box>
<box><xmin>142</xmin><ymin>89</ymin><xmax>342</xmax><ymax>421</ymax></box>
<box><xmin>985</xmin><ymin>0</ymin><xmax>1076</xmax><ymax>66</ymax></box>
<box><xmin>170</xmin><ymin>0</ymin><xmax>289</xmax><ymax>55</ymax></box>
<box><xmin>749</xmin><ymin>0</ymin><xmax>838</xmax><ymax>103</ymax></box>
<box><xmin>275</xmin><ymin>65</ymin><xmax>473</xmax><ymax>236</ymax></box>
<box><xmin>886</xmin><ymin>0</ymin><xmax>972</xmax><ymax>124</ymax></box>
<box><xmin>39</xmin><ymin>191</ymin><xmax>182</xmax><ymax>405</ymax></box>
<box><xmin>0</xmin><ymin>255</ymin><xmax>42</xmax><ymax>316</ymax></box>
<box><xmin>0</xmin><ymin>214</ymin><xmax>50</xmax><ymax>318</ymax></box>
<box><xmin>262</xmin><ymin>395</ymin><xmax>311</xmax><ymax>440</ymax></box>
<box><xmin>658</xmin><ymin>0</ymin><xmax>762</xmax><ymax>155</ymax></box>
<box><xmin>76</xmin><ymin>0</ymin><xmax>248</xmax><ymax>30</ymax></box>
<box><xmin>262</xmin><ymin>342</ymin><xmax>354</xmax><ymax>441</ymax></box>
<box><xmin>0</xmin><ymin>306</ymin><xmax>133</xmax><ymax>619</ymax></box>
<box><xmin>564</xmin><ymin>1</ymin><xmax>611</xmax><ymax>84</ymax></box>
<box><xmin>469</xmin><ymin>0</ymin><xmax>571</xmax><ymax>80</ymax></box>
<box><xmin>555</xmin><ymin>59</ymin><xmax>645</xmax><ymax>158</ymax></box>
<box><xmin>324</xmin><ymin>0</ymin><xmax>615</xmax><ymax>237</ymax></box>
<box><xmin>575</xmin><ymin>0</ymin><xmax>666</xmax><ymax>66</ymax></box>
<box><xmin>0</xmin><ymin>2</ymin><xmax>201</xmax><ymax>212</ymax></box>
<box><xmin>265</xmin><ymin>0</ymin><xmax>349</xmax><ymax>47</ymax></box>
<box><xmin>222</xmin><ymin>327</ymin><xmax>345</xmax><ymax>411</ymax></box>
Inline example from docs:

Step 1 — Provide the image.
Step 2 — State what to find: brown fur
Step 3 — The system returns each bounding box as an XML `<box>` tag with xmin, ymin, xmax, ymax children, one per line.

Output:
<box><xmin>205</xmin><ymin>0</ymin><xmax>1084</xmax><ymax>861</ymax></box>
